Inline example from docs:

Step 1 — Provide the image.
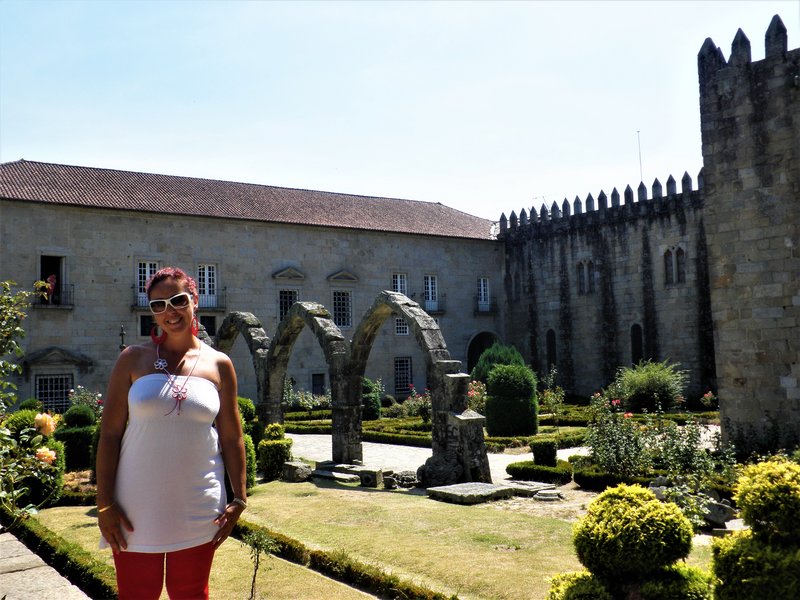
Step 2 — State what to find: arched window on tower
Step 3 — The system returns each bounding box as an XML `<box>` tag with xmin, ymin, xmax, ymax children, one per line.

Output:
<box><xmin>676</xmin><ymin>248</ymin><xmax>686</xmax><ymax>283</ymax></box>
<box><xmin>631</xmin><ymin>324</ymin><xmax>644</xmax><ymax>365</ymax></box>
<box><xmin>664</xmin><ymin>249</ymin><xmax>674</xmax><ymax>285</ymax></box>
<box><xmin>546</xmin><ymin>329</ymin><xmax>557</xmax><ymax>370</ymax></box>
<box><xmin>577</xmin><ymin>263</ymin><xmax>586</xmax><ymax>295</ymax></box>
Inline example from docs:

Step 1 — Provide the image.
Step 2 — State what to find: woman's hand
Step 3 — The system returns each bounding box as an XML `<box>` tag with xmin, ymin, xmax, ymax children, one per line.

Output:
<box><xmin>98</xmin><ymin>504</ymin><xmax>134</xmax><ymax>555</ymax></box>
<box><xmin>212</xmin><ymin>502</ymin><xmax>245</xmax><ymax>548</ymax></box>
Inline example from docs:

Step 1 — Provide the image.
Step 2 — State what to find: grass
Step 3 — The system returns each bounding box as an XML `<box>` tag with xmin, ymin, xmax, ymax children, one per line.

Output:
<box><xmin>39</xmin><ymin>478</ymin><xmax>714</xmax><ymax>599</ymax></box>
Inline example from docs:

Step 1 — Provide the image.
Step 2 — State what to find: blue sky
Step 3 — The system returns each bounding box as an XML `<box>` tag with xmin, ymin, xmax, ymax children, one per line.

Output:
<box><xmin>1</xmin><ymin>0</ymin><xmax>797</xmax><ymax>221</ymax></box>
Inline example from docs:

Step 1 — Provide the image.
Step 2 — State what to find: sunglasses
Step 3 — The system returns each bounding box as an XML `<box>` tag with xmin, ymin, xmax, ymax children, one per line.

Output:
<box><xmin>149</xmin><ymin>292</ymin><xmax>193</xmax><ymax>314</ymax></box>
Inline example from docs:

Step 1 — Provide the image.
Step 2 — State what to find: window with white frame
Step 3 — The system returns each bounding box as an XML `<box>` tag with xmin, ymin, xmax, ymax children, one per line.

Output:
<box><xmin>137</xmin><ymin>261</ymin><xmax>159</xmax><ymax>306</ymax></box>
<box><xmin>477</xmin><ymin>277</ymin><xmax>490</xmax><ymax>311</ymax></box>
<box><xmin>36</xmin><ymin>374</ymin><xmax>74</xmax><ymax>413</ymax></box>
<box><xmin>197</xmin><ymin>264</ymin><xmax>217</xmax><ymax>308</ymax></box>
<box><xmin>332</xmin><ymin>290</ymin><xmax>352</xmax><ymax>327</ymax></box>
<box><xmin>278</xmin><ymin>289</ymin><xmax>299</xmax><ymax>321</ymax></box>
<box><xmin>423</xmin><ymin>274</ymin><xmax>438</xmax><ymax>311</ymax></box>
<box><xmin>392</xmin><ymin>273</ymin><xmax>408</xmax><ymax>296</ymax></box>
<box><xmin>395</xmin><ymin>317</ymin><xmax>409</xmax><ymax>335</ymax></box>
<box><xmin>394</xmin><ymin>357</ymin><xmax>412</xmax><ymax>397</ymax></box>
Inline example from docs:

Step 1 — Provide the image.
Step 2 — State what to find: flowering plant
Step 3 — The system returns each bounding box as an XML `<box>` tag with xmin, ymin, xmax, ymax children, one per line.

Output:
<box><xmin>34</xmin><ymin>412</ymin><xmax>56</xmax><ymax>436</ymax></box>
<box><xmin>467</xmin><ymin>380</ymin><xmax>487</xmax><ymax>414</ymax></box>
<box><xmin>405</xmin><ymin>385</ymin><xmax>432</xmax><ymax>424</ymax></box>
<box><xmin>68</xmin><ymin>385</ymin><xmax>104</xmax><ymax>418</ymax></box>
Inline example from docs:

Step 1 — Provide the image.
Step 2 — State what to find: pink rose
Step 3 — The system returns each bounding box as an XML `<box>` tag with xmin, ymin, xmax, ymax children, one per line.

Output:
<box><xmin>35</xmin><ymin>413</ymin><xmax>56</xmax><ymax>436</ymax></box>
<box><xmin>35</xmin><ymin>446</ymin><xmax>57</xmax><ymax>465</ymax></box>
<box><xmin>624</xmin><ymin>412</ymin><xmax>634</xmax><ymax>419</ymax></box>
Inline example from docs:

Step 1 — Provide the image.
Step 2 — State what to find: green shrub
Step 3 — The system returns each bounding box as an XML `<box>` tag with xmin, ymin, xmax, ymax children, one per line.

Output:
<box><xmin>485</xmin><ymin>364</ymin><xmax>538</xmax><ymax>437</ymax></box>
<box><xmin>636</xmin><ymin>564</ymin><xmax>713</xmax><ymax>599</ymax></box>
<box><xmin>2</xmin><ymin>409</ymin><xmax>39</xmax><ymax>438</ymax></box>
<box><xmin>264</xmin><ymin>422</ymin><xmax>285</xmax><ymax>440</ymax></box>
<box><xmin>247</xmin><ymin>420</ymin><xmax>265</xmax><ymax>447</ymax></box>
<box><xmin>62</xmin><ymin>403</ymin><xmax>96</xmax><ymax>427</ymax></box>
<box><xmin>244</xmin><ymin>433</ymin><xmax>257</xmax><ymax>490</ymax></box>
<box><xmin>23</xmin><ymin>438</ymin><xmax>66</xmax><ymax>507</ymax></box>
<box><xmin>572</xmin><ymin>484</ymin><xmax>693</xmax><ymax>580</ymax></box>
<box><xmin>506</xmin><ymin>460</ymin><xmax>572</xmax><ymax>485</ymax></box>
<box><xmin>238</xmin><ymin>396</ymin><xmax>256</xmax><ymax>423</ymax></box>
<box><xmin>546</xmin><ymin>571</ymin><xmax>613</xmax><ymax>600</ymax></box>
<box><xmin>17</xmin><ymin>398</ymin><xmax>42</xmax><ymax>412</ymax></box>
<box><xmin>361</xmin><ymin>377</ymin><xmax>383</xmax><ymax>421</ymax></box>
<box><xmin>712</xmin><ymin>530</ymin><xmax>800</xmax><ymax>600</ymax></box>
<box><xmin>53</xmin><ymin>425</ymin><xmax>96</xmax><ymax>471</ymax></box>
<box><xmin>257</xmin><ymin>438</ymin><xmax>293</xmax><ymax>481</ymax></box>
<box><xmin>470</xmin><ymin>342</ymin><xmax>525</xmax><ymax>383</ymax></box>
<box><xmin>531</xmin><ymin>438</ymin><xmax>558</xmax><ymax>466</ymax></box>
<box><xmin>614</xmin><ymin>360</ymin><xmax>688</xmax><ymax>412</ymax></box>
<box><xmin>734</xmin><ymin>456</ymin><xmax>800</xmax><ymax>544</ymax></box>
<box><xmin>572</xmin><ymin>464</ymin><xmax>655</xmax><ymax>491</ymax></box>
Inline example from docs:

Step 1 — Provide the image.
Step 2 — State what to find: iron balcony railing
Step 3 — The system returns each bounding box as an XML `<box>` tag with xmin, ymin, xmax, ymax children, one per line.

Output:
<box><xmin>37</xmin><ymin>284</ymin><xmax>74</xmax><ymax>307</ymax></box>
<box><xmin>474</xmin><ymin>296</ymin><xmax>498</xmax><ymax>315</ymax></box>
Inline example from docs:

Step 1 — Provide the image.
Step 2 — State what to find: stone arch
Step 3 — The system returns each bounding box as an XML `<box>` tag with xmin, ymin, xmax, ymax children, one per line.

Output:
<box><xmin>351</xmin><ymin>291</ymin><xmax>491</xmax><ymax>486</ymax></box>
<box><xmin>214</xmin><ymin>311</ymin><xmax>271</xmax><ymax>416</ymax></box>
<box><xmin>466</xmin><ymin>331</ymin><xmax>499</xmax><ymax>374</ymax></box>
<box><xmin>266</xmin><ymin>301</ymin><xmax>359</xmax><ymax>463</ymax></box>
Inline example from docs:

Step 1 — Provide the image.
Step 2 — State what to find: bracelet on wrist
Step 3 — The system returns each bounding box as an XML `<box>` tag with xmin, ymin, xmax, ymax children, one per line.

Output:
<box><xmin>231</xmin><ymin>497</ymin><xmax>247</xmax><ymax>510</ymax></box>
<box><xmin>97</xmin><ymin>502</ymin><xmax>114</xmax><ymax>514</ymax></box>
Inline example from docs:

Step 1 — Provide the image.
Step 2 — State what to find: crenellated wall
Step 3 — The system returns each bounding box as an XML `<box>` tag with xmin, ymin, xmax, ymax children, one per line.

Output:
<box><xmin>699</xmin><ymin>15</ymin><xmax>800</xmax><ymax>449</ymax></box>
<box><xmin>498</xmin><ymin>174</ymin><xmax>716</xmax><ymax>399</ymax></box>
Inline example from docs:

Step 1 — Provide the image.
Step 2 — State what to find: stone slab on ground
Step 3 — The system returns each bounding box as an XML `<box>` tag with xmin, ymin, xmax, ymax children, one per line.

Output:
<box><xmin>504</xmin><ymin>481</ymin><xmax>556</xmax><ymax>497</ymax></box>
<box><xmin>311</xmin><ymin>469</ymin><xmax>361</xmax><ymax>483</ymax></box>
<box><xmin>427</xmin><ymin>482</ymin><xmax>517</xmax><ymax>505</ymax></box>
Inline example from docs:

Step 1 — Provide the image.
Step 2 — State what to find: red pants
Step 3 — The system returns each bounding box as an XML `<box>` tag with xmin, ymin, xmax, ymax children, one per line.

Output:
<box><xmin>113</xmin><ymin>541</ymin><xmax>215</xmax><ymax>600</ymax></box>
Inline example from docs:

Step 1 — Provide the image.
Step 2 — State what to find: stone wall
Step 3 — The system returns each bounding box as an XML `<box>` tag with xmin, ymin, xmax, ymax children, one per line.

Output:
<box><xmin>0</xmin><ymin>201</ymin><xmax>503</xmax><ymax>405</ymax></box>
<box><xmin>499</xmin><ymin>179</ymin><xmax>716</xmax><ymax>398</ymax></box>
<box><xmin>699</xmin><ymin>16</ymin><xmax>800</xmax><ymax>449</ymax></box>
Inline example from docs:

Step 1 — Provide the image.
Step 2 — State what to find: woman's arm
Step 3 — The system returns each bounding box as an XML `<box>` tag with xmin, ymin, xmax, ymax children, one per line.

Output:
<box><xmin>212</xmin><ymin>353</ymin><xmax>247</xmax><ymax>547</ymax></box>
<box><xmin>95</xmin><ymin>347</ymin><xmax>135</xmax><ymax>554</ymax></box>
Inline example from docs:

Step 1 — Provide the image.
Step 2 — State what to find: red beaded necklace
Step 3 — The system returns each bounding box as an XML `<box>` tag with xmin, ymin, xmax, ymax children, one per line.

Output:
<box><xmin>154</xmin><ymin>343</ymin><xmax>202</xmax><ymax>415</ymax></box>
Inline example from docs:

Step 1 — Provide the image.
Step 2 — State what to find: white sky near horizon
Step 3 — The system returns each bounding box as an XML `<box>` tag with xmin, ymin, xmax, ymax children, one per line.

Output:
<box><xmin>1</xmin><ymin>0</ymin><xmax>798</xmax><ymax>222</ymax></box>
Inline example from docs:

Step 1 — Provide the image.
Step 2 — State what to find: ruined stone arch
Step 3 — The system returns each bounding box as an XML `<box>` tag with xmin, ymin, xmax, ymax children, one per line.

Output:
<box><xmin>266</xmin><ymin>301</ymin><xmax>360</xmax><ymax>463</ymax></box>
<box><xmin>213</xmin><ymin>311</ymin><xmax>271</xmax><ymax>415</ymax></box>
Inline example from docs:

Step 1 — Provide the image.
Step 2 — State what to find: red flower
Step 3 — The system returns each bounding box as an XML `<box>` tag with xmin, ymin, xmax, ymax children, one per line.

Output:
<box><xmin>624</xmin><ymin>412</ymin><xmax>633</xmax><ymax>418</ymax></box>
<box><xmin>611</xmin><ymin>399</ymin><xmax>621</xmax><ymax>407</ymax></box>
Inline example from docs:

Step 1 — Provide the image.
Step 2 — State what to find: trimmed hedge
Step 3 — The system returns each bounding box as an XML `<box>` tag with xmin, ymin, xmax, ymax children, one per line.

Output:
<box><xmin>284</xmin><ymin>409</ymin><xmax>332</xmax><ymax>421</ymax></box>
<box><xmin>531</xmin><ymin>439</ymin><xmax>558</xmax><ymax>466</ymax></box>
<box><xmin>573</xmin><ymin>464</ymin><xmax>655</xmax><ymax>491</ymax></box>
<box><xmin>485</xmin><ymin>364</ymin><xmax>538</xmax><ymax>437</ymax></box>
<box><xmin>53</xmin><ymin>425</ymin><xmax>96</xmax><ymax>471</ymax></box>
<box><xmin>361</xmin><ymin>430</ymin><xmax>432</xmax><ymax>448</ymax></box>
<box><xmin>506</xmin><ymin>460</ymin><xmax>573</xmax><ymax>485</ymax></box>
<box><xmin>3</xmin><ymin>508</ymin><xmax>117</xmax><ymax>599</ymax></box>
<box><xmin>547</xmin><ymin>565</ymin><xmax>712</xmax><ymax>600</ymax></box>
<box><xmin>62</xmin><ymin>404</ymin><xmax>96</xmax><ymax>427</ymax></box>
<box><xmin>257</xmin><ymin>438</ymin><xmax>293</xmax><ymax>481</ymax></box>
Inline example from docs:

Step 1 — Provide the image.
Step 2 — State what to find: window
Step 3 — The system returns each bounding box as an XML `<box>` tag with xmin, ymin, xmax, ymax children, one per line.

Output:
<box><xmin>631</xmin><ymin>324</ymin><xmax>644</xmax><ymax>365</ymax></box>
<box><xmin>279</xmin><ymin>289</ymin><xmax>299</xmax><ymax>321</ymax></box>
<box><xmin>36</xmin><ymin>374</ymin><xmax>73</xmax><ymax>413</ymax></box>
<box><xmin>392</xmin><ymin>273</ymin><xmax>408</xmax><ymax>296</ymax></box>
<box><xmin>311</xmin><ymin>373</ymin><xmax>326</xmax><ymax>396</ymax></box>
<box><xmin>197</xmin><ymin>264</ymin><xmax>217</xmax><ymax>308</ymax></box>
<box><xmin>139</xmin><ymin>314</ymin><xmax>155</xmax><ymax>337</ymax></box>
<box><xmin>395</xmin><ymin>317</ymin><xmax>409</xmax><ymax>336</ymax></box>
<box><xmin>137</xmin><ymin>261</ymin><xmax>159</xmax><ymax>306</ymax></box>
<box><xmin>664</xmin><ymin>247</ymin><xmax>686</xmax><ymax>286</ymax></box>
<box><xmin>477</xmin><ymin>277</ymin><xmax>490</xmax><ymax>312</ymax></box>
<box><xmin>199</xmin><ymin>315</ymin><xmax>216</xmax><ymax>337</ymax></box>
<box><xmin>332</xmin><ymin>290</ymin><xmax>352</xmax><ymax>327</ymax></box>
<box><xmin>423</xmin><ymin>274</ymin><xmax>438</xmax><ymax>311</ymax></box>
<box><xmin>40</xmin><ymin>255</ymin><xmax>68</xmax><ymax>305</ymax></box>
<box><xmin>394</xmin><ymin>357</ymin><xmax>412</xmax><ymax>397</ymax></box>
<box><xmin>577</xmin><ymin>260</ymin><xmax>595</xmax><ymax>295</ymax></box>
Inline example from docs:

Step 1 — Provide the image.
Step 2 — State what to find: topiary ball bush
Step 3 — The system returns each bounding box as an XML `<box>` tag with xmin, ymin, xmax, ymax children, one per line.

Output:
<box><xmin>573</xmin><ymin>484</ymin><xmax>693</xmax><ymax>580</ymax></box>
<box><xmin>62</xmin><ymin>403</ymin><xmax>96</xmax><ymax>427</ymax></box>
<box><xmin>17</xmin><ymin>398</ymin><xmax>42</xmax><ymax>412</ymax></box>
<box><xmin>546</xmin><ymin>571</ymin><xmax>613</xmax><ymax>600</ymax></box>
<box><xmin>257</xmin><ymin>438</ymin><xmax>293</xmax><ymax>481</ymax></box>
<box><xmin>470</xmin><ymin>342</ymin><xmax>525</xmax><ymax>383</ymax></box>
<box><xmin>734</xmin><ymin>456</ymin><xmax>800</xmax><ymax>544</ymax></box>
<box><xmin>485</xmin><ymin>364</ymin><xmax>538</xmax><ymax>436</ymax></box>
<box><xmin>712</xmin><ymin>530</ymin><xmax>800</xmax><ymax>600</ymax></box>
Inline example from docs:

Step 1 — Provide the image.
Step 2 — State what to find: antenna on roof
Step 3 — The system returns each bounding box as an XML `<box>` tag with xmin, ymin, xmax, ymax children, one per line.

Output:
<box><xmin>637</xmin><ymin>130</ymin><xmax>643</xmax><ymax>182</ymax></box>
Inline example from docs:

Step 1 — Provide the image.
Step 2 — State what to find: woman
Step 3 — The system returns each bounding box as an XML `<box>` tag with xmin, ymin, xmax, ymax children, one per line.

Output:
<box><xmin>96</xmin><ymin>267</ymin><xmax>247</xmax><ymax>599</ymax></box>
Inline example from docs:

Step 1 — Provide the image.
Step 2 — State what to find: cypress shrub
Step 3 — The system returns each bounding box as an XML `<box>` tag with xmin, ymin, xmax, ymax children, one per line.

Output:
<box><xmin>470</xmin><ymin>342</ymin><xmax>525</xmax><ymax>383</ymax></box>
<box><xmin>257</xmin><ymin>438</ymin><xmax>293</xmax><ymax>481</ymax></box>
<box><xmin>54</xmin><ymin>425</ymin><xmax>96</xmax><ymax>471</ymax></box>
<box><xmin>506</xmin><ymin>460</ymin><xmax>572</xmax><ymax>485</ymax></box>
<box><xmin>531</xmin><ymin>438</ymin><xmax>558</xmax><ymax>466</ymax></box>
<box><xmin>485</xmin><ymin>364</ymin><xmax>538</xmax><ymax>437</ymax></box>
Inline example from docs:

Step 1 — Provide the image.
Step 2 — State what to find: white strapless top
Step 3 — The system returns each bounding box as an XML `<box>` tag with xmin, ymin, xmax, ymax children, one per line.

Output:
<box><xmin>100</xmin><ymin>374</ymin><xmax>226</xmax><ymax>553</ymax></box>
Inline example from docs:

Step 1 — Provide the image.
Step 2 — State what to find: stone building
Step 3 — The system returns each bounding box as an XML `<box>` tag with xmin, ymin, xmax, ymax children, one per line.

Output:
<box><xmin>0</xmin><ymin>161</ymin><xmax>503</xmax><ymax>411</ymax></box>
<box><xmin>0</xmin><ymin>17</ymin><xmax>797</xmax><ymax>452</ymax></box>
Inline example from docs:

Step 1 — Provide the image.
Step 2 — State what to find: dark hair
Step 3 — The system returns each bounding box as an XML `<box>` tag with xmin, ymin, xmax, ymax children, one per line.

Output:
<box><xmin>146</xmin><ymin>267</ymin><xmax>198</xmax><ymax>302</ymax></box>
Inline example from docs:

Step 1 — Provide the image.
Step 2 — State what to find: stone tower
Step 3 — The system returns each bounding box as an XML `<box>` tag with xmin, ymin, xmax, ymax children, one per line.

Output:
<box><xmin>698</xmin><ymin>15</ymin><xmax>800</xmax><ymax>450</ymax></box>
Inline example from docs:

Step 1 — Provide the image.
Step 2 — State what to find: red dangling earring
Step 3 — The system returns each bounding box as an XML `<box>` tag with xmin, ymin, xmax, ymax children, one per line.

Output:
<box><xmin>150</xmin><ymin>326</ymin><xmax>167</xmax><ymax>345</ymax></box>
<box><xmin>191</xmin><ymin>316</ymin><xmax>199</xmax><ymax>337</ymax></box>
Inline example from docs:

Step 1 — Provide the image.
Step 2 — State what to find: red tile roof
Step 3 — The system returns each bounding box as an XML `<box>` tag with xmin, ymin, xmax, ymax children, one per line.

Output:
<box><xmin>0</xmin><ymin>160</ymin><xmax>495</xmax><ymax>240</ymax></box>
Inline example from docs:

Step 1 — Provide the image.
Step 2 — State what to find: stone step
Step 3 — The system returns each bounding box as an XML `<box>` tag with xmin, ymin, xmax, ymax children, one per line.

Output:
<box><xmin>311</xmin><ymin>469</ymin><xmax>361</xmax><ymax>483</ymax></box>
<box><xmin>427</xmin><ymin>482</ymin><xmax>517</xmax><ymax>505</ymax></box>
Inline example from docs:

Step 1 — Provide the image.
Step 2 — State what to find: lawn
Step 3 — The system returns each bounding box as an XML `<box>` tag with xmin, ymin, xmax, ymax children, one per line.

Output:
<box><xmin>39</xmin><ymin>478</ymin><xmax>714</xmax><ymax>599</ymax></box>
